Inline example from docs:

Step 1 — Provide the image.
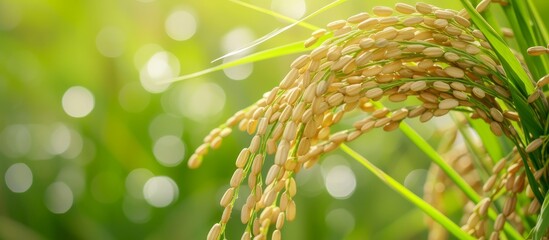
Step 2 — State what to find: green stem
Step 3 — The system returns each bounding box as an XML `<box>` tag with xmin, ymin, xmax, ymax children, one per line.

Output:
<box><xmin>340</xmin><ymin>144</ymin><xmax>475</xmax><ymax>240</ymax></box>
<box><xmin>399</xmin><ymin>122</ymin><xmax>480</xmax><ymax>203</ymax></box>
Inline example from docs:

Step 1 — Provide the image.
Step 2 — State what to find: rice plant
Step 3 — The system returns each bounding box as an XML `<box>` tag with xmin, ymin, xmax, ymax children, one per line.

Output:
<box><xmin>180</xmin><ymin>0</ymin><xmax>549</xmax><ymax>239</ymax></box>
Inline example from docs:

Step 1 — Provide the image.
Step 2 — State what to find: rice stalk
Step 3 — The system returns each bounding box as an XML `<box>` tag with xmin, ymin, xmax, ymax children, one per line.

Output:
<box><xmin>187</xmin><ymin>1</ymin><xmax>549</xmax><ymax>239</ymax></box>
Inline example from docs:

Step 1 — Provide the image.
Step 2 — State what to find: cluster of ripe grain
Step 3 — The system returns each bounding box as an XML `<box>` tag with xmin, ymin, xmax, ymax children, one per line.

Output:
<box><xmin>188</xmin><ymin>2</ymin><xmax>544</xmax><ymax>240</ymax></box>
<box><xmin>423</xmin><ymin>125</ymin><xmax>542</xmax><ymax>240</ymax></box>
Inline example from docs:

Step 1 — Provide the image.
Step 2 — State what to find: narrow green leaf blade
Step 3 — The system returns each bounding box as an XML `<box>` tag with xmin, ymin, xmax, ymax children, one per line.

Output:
<box><xmin>162</xmin><ymin>40</ymin><xmax>316</xmax><ymax>84</ymax></box>
<box><xmin>340</xmin><ymin>144</ymin><xmax>475</xmax><ymax>240</ymax></box>
<box><xmin>533</xmin><ymin>191</ymin><xmax>549</xmax><ymax>239</ymax></box>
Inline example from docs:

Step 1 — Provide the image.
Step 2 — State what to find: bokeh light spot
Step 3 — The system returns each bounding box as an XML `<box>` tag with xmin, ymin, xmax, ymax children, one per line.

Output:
<box><xmin>126</xmin><ymin>168</ymin><xmax>154</xmax><ymax>199</ymax></box>
<box><xmin>324</xmin><ymin>165</ymin><xmax>356</xmax><ymax>199</ymax></box>
<box><xmin>175</xmin><ymin>82</ymin><xmax>226</xmax><ymax>121</ymax></box>
<box><xmin>222</xmin><ymin>58</ymin><xmax>253</xmax><ymax>81</ymax></box>
<box><xmin>153</xmin><ymin>135</ymin><xmax>185</xmax><ymax>167</ymax></box>
<box><xmin>48</xmin><ymin>123</ymin><xmax>71</xmax><ymax>155</ymax></box>
<box><xmin>165</xmin><ymin>9</ymin><xmax>197</xmax><ymax>41</ymax></box>
<box><xmin>221</xmin><ymin>27</ymin><xmax>256</xmax><ymax>54</ymax></box>
<box><xmin>62</xmin><ymin>86</ymin><xmax>95</xmax><ymax>118</ymax></box>
<box><xmin>45</xmin><ymin>182</ymin><xmax>73</xmax><ymax>214</ymax></box>
<box><xmin>118</xmin><ymin>82</ymin><xmax>151</xmax><ymax>113</ymax></box>
<box><xmin>0</xmin><ymin>1</ymin><xmax>21</xmax><ymax>30</ymax></box>
<box><xmin>148</xmin><ymin>114</ymin><xmax>184</xmax><ymax>141</ymax></box>
<box><xmin>134</xmin><ymin>44</ymin><xmax>163</xmax><ymax>70</ymax></box>
<box><xmin>404</xmin><ymin>169</ymin><xmax>428</xmax><ymax>195</ymax></box>
<box><xmin>0</xmin><ymin>124</ymin><xmax>31</xmax><ymax>158</ymax></box>
<box><xmin>140</xmin><ymin>51</ymin><xmax>179</xmax><ymax>93</ymax></box>
<box><xmin>325</xmin><ymin>208</ymin><xmax>355</xmax><ymax>234</ymax></box>
<box><xmin>96</xmin><ymin>26</ymin><xmax>125</xmax><ymax>58</ymax></box>
<box><xmin>143</xmin><ymin>176</ymin><xmax>179</xmax><ymax>208</ymax></box>
<box><xmin>123</xmin><ymin>197</ymin><xmax>151</xmax><ymax>223</ymax></box>
<box><xmin>61</xmin><ymin>129</ymin><xmax>84</xmax><ymax>159</ymax></box>
<box><xmin>5</xmin><ymin>163</ymin><xmax>32</xmax><ymax>193</ymax></box>
<box><xmin>57</xmin><ymin>166</ymin><xmax>86</xmax><ymax>198</ymax></box>
<box><xmin>271</xmin><ymin>0</ymin><xmax>307</xmax><ymax>20</ymax></box>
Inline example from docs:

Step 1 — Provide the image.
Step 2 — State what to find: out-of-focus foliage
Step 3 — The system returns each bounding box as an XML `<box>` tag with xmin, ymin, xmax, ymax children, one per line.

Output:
<box><xmin>0</xmin><ymin>0</ymin><xmax>547</xmax><ymax>239</ymax></box>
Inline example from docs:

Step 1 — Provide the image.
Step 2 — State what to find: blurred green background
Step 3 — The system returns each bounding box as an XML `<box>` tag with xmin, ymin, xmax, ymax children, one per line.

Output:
<box><xmin>1</xmin><ymin>0</ymin><xmax>548</xmax><ymax>239</ymax></box>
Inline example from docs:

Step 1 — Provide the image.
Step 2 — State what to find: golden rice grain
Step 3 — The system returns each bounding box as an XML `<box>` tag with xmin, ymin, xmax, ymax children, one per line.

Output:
<box><xmin>379</xmin><ymin>16</ymin><xmax>399</xmax><ymax>25</ymax></box>
<box><xmin>219</xmin><ymin>187</ymin><xmax>234</xmax><ymax>207</ymax></box>
<box><xmin>490</xmin><ymin>108</ymin><xmax>504</xmax><ymax>122</ymax></box>
<box><xmin>276</xmin><ymin>212</ymin><xmax>285</xmax><ymax>229</ymax></box>
<box><xmin>310</xmin><ymin>45</ymin><xmax>329</xmax><ymax>60</ymax></box>
<box><xmin>494</xmin><ymin>213</ymin><xmax>506</xmax><ymax>231</ymax></box>
<box><xmin>366</xmin><ymin>88</ymin><xmax>384</xmax><ymax>98</ymax></box>
<box><xmin>280</xmin><ymin>69</ymin><xmax>299</xmax><ymax>89</ymax></box>
<box><xmin>347</xmin><ymin>12</ymin><xmax>370</xmax><ymax>23</ymax></box>
<box><xmin>537</xmin><ymin>74</ymin><xmax>549</xmax><ymax>88</ymax></box>
<box><xmin>433</xmin><ymin>81</ymin><xmax>451</xmax><ymax>92</ymax></box>
<box><xmin>526</xmin><ymin>137</ymin><xmax>544</xmax><ymax>153</ymax></box>
<box><xmin>492</xmin><ymin>159</ymin><xmax>506</xmax><ymax>174</ymax></box>
<box><xmin>423</xmin><ymin>47</ymin><xmax>444</xmax><ymax>57</ymax></box>
<box><xmin>236</xmin><ymin>148</ymin><xmax>250</xmax><ymax>168</ymax></box>
<box><xmin>528</xmin><ymin>199</ymin><xmax>541</xmax><ymax>215</ymax></box>
<box><xmin>408</xmin><ymin>106</ymin><xmax>426</xmax><ymax>118</ymax></box>
<box><xmin>311</xmin><ymin>29</ymin><xmax>327</xmax><ymax>38</ymax></box>
<box><xmin>450</xmin><ymin>82</ymin><xmax>466</xmax><ymax>91</ymax></box>
<box><xmin>230</xmin><ymin>168</ymin><xmax>244</xmax><ymax>187</ymax></box>
<box><xmin>419</xmin><ymin>111</ymin><xmax>434</xmax><ymax>122</ymax></box>
<box><xmin>439</xmin><ymin>98</ymin><xmax>459</xmax><ymax>110</ymax></box>
<box><xmin>453</xmin><ymin>15</ymin><xmax>471</xmax><ymax>27</ymax></box>
<box><xmin>410</xmin><ymin>81</ymin><xmax>428</xmax><ymax>91</ymax></box>
<box><xmin>472</xmin><ymin>87</ymin><xmax>486</xmax><ymax>98</ymax></box>
<box><xmin>275</xmin><ymin>141</ymin><xmax>290</xmax><ymax>165</ymax></box>
<box><xmin>433</xmin><ymin>19</ymin><xmax>448</xmax><ymax>28</ymax></box>
<box><xmin>483</xmin><ymin>175</ymin><xmax>497</xmax><ymax>192</ymax></box>
<box><xmin>373</xmin><ymin>6</ymin><xmax>393</xmax><ymax>16</ymax></box>
<box><xmin>391</xmin><ymin>108</ymin><xmax>409</xmax><ymax>121</ymax></box>
<box><xmin>327</xmin><ymin>20</ymin><xmax>347</xmax><ymax>30</ymax></box>
<box><xmin>358</xmin><ymin>18</ymin><xmax>379</xmax><ymax>30</ymax></box>
<box><xmin>528</xmin><ymin>90</ymin><xmax>541</xmax><ymax>103</ymax></box>
<box><xmin>249</xmin><ymin>158</ymin><xmax>262</xmax><ymax>177</ymax></box>
<box><xmin>395</xmin><ymin>3</ymin><xmax>415</xmax><ymax>14</ymax></box>
<box><xmin>221</xmin><ymin>205</ymin><xmax>233</xmax><ymax>223</ymax></box>
<box><xmin>188</xmin><ymin>154</ymin><xmax>203</xmax><ymax>169</ymax></box>
<box><xmin>513</xmin><ymin>173</ymin><xmax>525</xmax><ymax>193</ymax></box>
<box><xmin>444</xmin><ymin>66</ymin><xmax>465</xmax><ymax>78</ymax></box>
<box><xmin>272</xmin><ymin>230</ymin><xmax>281</xmax><ymax>240</ymax></box>
<box><xmin>402</xmin><ymin>16</ymin><xmax>424</xmax><ymax>26</ymax></box>
<box><xmin>416</xmin><ymin>2</ymin><xmax>433</xmax><ymax>14</ymax></box>
<box><xmin>476</xmin><ymin>0</ymin><xmax>491</xmax><ymax>13</ymax></box>
<box><xmin>383</xmin><ymin>121</ymin><xmax>400</xmax><ymax>131</ymax></box>
<box><xmin>359</xmin><ymin>119</ymin><xmax>375</xmax><ymax>132</ymax></box>
<box><xmin>389</xmin><ymin>93</ymin><xmax>407</xmax><ymax>102</ymax></box>
<box><xmin>527</xmin><ymin>46</ymin><xmax>548</xmax><ymax>56</ymax></box>
<box><xmin>286</xmin><ymin>200</ymin><xmax>297</xmax><ymax>221</ymax></box>
<box><xmin>490</xmin><ymin>121</ymin><xmax>503</xmax><ymax>136</ymax></box>
<box><xmin>207</xmin><ymin>223</ymin><xmax>221</xmax><ymax>240</ymax></box>
<box><xmin>346</xmin><ymin>130</ymin><xmax>362</xmax><ymax>141</ymax></box>
<box><xmin>304</xmin><ymin>37</ymin><xmax>319</xmax><ymax>48</ymax></box>
<box><xmin>452</xmin><ymin>91</ymin><xmax>468</xmax><ymax>100</ymax></box>
<box><xmin>479</xmin><ymin>198</ymin><xmax>491</xmax><ymax>216</ymax></box>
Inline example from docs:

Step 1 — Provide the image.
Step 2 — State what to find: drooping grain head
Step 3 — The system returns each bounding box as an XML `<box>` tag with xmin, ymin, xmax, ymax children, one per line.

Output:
<box><xmin>188</xmin><ymin>1</ymin><xmax>546</xmax><ymax>239</ymax></box>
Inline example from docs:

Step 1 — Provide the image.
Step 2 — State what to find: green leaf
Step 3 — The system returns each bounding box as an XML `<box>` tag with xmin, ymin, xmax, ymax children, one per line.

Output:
<box><xmin>459</xmin><ymin>0</ymin><xmax>544</xmax><ymax>135</ymax></box>
<box><xmin>533</xmin><ymin>192</ymin><xmax>549</xmax><ymax>239</ymax></box>
<box><xmin>164</xmin><ymin>0</ymin><xmax>347</xmax><ymax>84</ymax></box>
<box><xmin>161</xmin><ymin>40</ymin><xmax>314</xmax><ymax>84</ymax></box>
<box><xmin>228</xmin><ymin>0</ymin><xmax>319</xmax><ymax>31</ymax></box>
<box><xmin>399</xmin><ymin>122</ymin><xmax>480</xmax><ymax>203</ymax></box>
<box><xmin>468</xmin><ymin>117</ymin><xmax>504</xmax><ymax>162</ymax></box>
<box><xmin>340</xmin><ymin>144</ymin><xmax>475</xmax><ymax>240</ymax></box>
